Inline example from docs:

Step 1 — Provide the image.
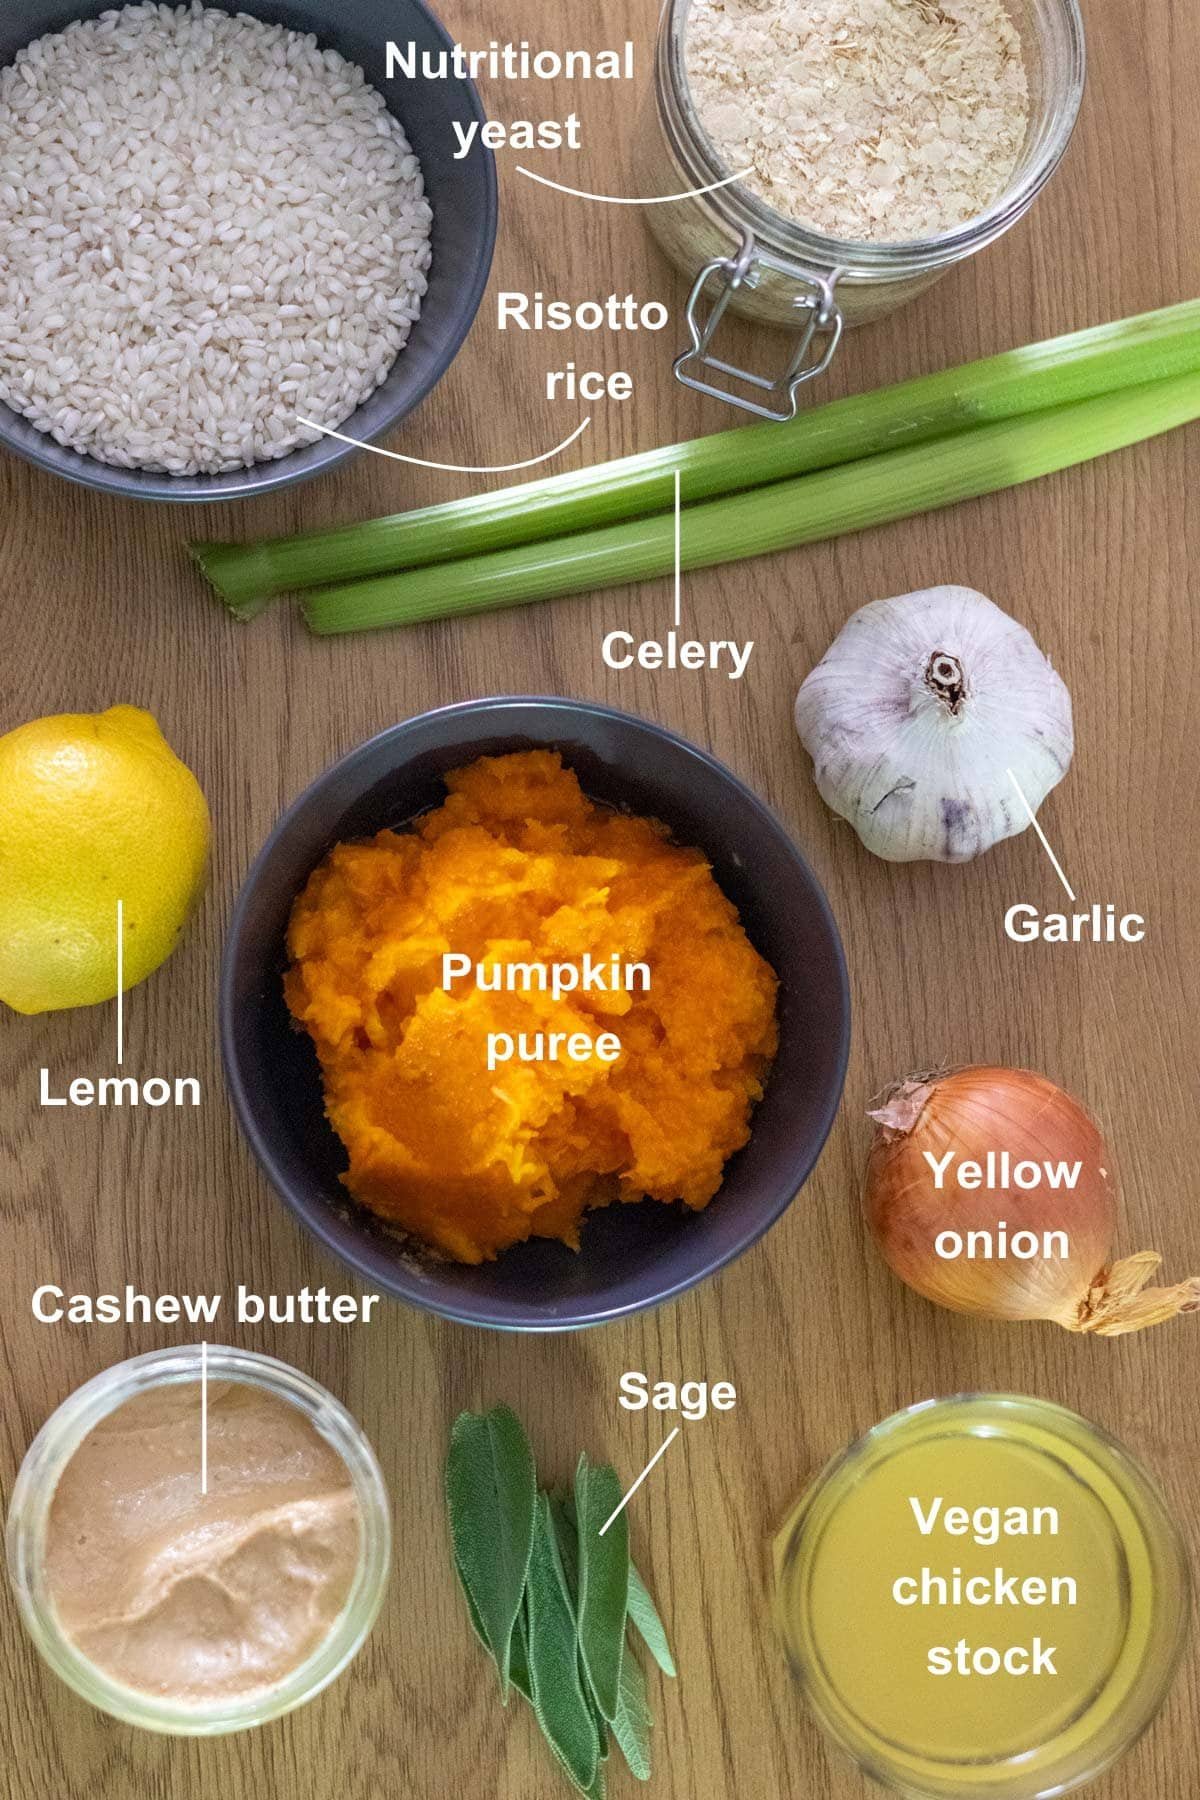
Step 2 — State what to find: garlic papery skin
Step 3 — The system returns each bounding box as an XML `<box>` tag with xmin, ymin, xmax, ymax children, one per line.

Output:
<box><xmin>794</xmin><ymin>586</ymin><xmax>1074</xmax><ymax>863</ymax></box>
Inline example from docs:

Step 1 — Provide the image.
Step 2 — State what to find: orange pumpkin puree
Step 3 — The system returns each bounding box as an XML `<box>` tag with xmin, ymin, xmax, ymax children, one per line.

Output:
<box><xmin>285</xmin><ymin>750</ymin><xmax>779</xmax><ymax>1264</ymax></box>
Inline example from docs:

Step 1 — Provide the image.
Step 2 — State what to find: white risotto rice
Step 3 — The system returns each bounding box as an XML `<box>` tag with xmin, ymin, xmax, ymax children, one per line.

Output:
<box><xmin>0</xmin><ymin>3</ymin><xmax>434</xmax><ymax>475</ymax></box>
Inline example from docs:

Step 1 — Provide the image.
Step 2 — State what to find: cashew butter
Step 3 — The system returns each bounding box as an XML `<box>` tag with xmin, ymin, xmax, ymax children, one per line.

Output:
<box><xmin>42</xmin><ymin>1380</ymin><xmax>362</xmax><ymax>1706</ymax></box>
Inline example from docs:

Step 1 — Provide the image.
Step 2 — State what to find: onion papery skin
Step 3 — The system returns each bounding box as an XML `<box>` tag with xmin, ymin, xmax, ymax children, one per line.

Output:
<box><xmin>865</xmin><ymin>1068</ymin><xmax>1116</xmax><ymax>1327</ymax></box>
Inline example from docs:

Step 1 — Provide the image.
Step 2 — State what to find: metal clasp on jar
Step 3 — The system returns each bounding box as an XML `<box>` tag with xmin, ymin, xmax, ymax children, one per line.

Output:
<box><xmin>674</xmin><ymin>232</ymin><xmax>844</xmax><ymax>421</ymax></box>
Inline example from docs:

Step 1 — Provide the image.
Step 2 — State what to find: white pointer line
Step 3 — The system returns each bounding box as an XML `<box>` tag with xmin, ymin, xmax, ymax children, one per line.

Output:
<box><xmin>1007</xmin><ymin>768</ymin><xmax>1077</xmax><ymax>903</ymax></box>
<box><xmin>673</xmin><ymin>469</ymin><xmax>681</xmax><ymax>630</ymax></box>
<box><xmin>115</xmin><ymin>899</ymin><xmax>124</xmax><ymax>1067</ymax></box>
<box><xmin>201</xmin><ymin>1340</ymin><xmax>209</xmax><ymax>1497</ymax></box>
<box><xmin>599</xmin><ymin>1427</ymin><xmax>681</xmax><ymax>1536</ymax></box>
<box><xmin>516</xmin><ymin>166</ymin><xmax>754</xmax><ymax>206</ymax></box>
<box><xmin>294</xmin><ymin>414</ymin><xmax>591</xmax><ymax>475</ymax></box>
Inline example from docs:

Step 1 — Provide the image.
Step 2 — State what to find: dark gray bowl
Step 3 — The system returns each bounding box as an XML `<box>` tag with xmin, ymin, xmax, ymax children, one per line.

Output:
<box><xmin>0</xmin><ymin>0</ymin><xmax>497</xmax><ymax>503</ymax></box>
<box><xmin>221</xmin><ymin>699</ymin><xmax>851</xmax><ymax>1330</ymax></box>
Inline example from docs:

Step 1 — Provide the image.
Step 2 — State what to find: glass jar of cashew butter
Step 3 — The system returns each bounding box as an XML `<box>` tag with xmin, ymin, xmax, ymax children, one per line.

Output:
<box><xmin>6</xmin><ymin>1346</ymin><xmax>391</xmax><ymax>1735</ymax></box>
<box><xmin>638</xmin><ymin>0</ymin><xmax>1086</xmax><ymax>417</ymax></box>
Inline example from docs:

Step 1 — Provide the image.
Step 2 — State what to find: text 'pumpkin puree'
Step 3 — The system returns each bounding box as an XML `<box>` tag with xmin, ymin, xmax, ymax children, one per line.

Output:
<box><xmin>285</xmin><ymin>751</ymin><xmax>779</xmax><ymax>1264</ymax></box>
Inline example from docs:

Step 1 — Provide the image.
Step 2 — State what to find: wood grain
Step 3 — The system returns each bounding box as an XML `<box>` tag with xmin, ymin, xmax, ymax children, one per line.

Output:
<box><xmin>1</xmin><ymin>0</ymin><xmax>1198</xmax><ymax>1796</ymax></box>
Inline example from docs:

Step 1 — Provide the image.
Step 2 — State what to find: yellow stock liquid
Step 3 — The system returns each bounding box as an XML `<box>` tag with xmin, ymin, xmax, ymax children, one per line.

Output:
<box><xmin>773</xmin><ymin>1396</ymin><xmax>1189</xmax><ymax>1798</ymax></box>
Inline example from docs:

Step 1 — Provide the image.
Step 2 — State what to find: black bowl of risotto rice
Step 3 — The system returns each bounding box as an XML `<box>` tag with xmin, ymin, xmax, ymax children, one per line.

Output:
<box><xmin>0</xmin><ymin>0</ymin><xmax>497</xmax><ymax>501</ymax></box>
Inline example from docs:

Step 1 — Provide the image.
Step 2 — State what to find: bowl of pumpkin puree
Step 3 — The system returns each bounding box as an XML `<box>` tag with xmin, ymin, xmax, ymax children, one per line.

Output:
<box><xmin>221</xmin><ymin>698</ymin><xmax>849</xmax><ymax>1329</ymax></box>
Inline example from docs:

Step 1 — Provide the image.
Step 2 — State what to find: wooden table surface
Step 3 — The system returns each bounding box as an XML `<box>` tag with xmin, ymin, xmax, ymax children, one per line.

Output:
<box><xmin>2</xmin><ymin>0</ymin><xmax>1198</xmax><ymax>1795</ymax></box>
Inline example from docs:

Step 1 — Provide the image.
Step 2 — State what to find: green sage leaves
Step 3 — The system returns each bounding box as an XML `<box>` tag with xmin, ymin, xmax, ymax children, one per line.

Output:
<box><xmin>446</xmin><ymin>1404</ymin><xmax>536</xmax><ymax>1698</ymax></box>
<box><xmin>527</xmin><ymin>1494</ymin><xmax>604</xmax><ymax>1792</ymax></box>
<box><xmin>626</xmin><ymin>1562</ymin><xmax>677</xmax><ymax>1679</ymax></box>
<box><xmin>611</xmin><ymin>1655</ymin><xmax>654</xmax><ymax>1781</ymax></box>
<box><xmin>574</xmin><ymin>1455</ymin><xmax>628</xmax><ymax>1723</ymax></box>
<box><xmin>447</xmin><ymin>1407</ymin><xmax>676</xmax><ymax>1795</ymax></box>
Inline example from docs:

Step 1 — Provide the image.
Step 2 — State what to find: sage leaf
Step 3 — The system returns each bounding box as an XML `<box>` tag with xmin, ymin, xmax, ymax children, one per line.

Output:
<box><xmin>574</xmin><ymin>1455</ymin><xmax>629</xmax><ymax>1724</ymax></box>
<box><xmin>526</xmin><ymin>1495</ymin><xmax>601</xmax><ymax>1795</ymax></box>
<box><xmin>583</xmin><ymin>1760</ymin><xmax>607</xmax><ymax>1799</ymax></box>
<box><xmin>627</xmin><ymin>1560</ymin><xmax>677</xmax><ymax>1678</ymax></box>
<box><xmin>546</xmin><ymin>1498</ymin><xmax>612</xmax><ymax>1768</ymax></box>
<box><xmin>456</xmin><ymin>1556</ymin><xmax>490</xmax><ymax>1653</ymax></box>
<box><xmin>446</xmin><ymin>1406</ymin><xmax>536</xmax><ymax>1698</ymax></box>
<box><xmin>611</xmin><ymin>1652</ymin><xmax>654</xmax><ymax>1781</ymax></box>
<box><xmin>549</xmin><ymin>1492</ymin><xmax>580</xmax><ymax>1593</ymax></box>
<box><xmin>571</xmin><ymin>1751</ymin><xmax>607</xmax><ymax>1800</ymax></box>
<box><xmin>562</xmin><ymin>1489</ymin><xmax>675</xmax><ymax>1692</ymax></box>
<box><xmin>509</xmin><ymin>1608</ymin><xmax>534</xmax><ymax>1706</ymax></box>
<box><xmin>456</xmin><ymin>1556</ymin><xmax>533</xmax><ymax>1706</ymax></box>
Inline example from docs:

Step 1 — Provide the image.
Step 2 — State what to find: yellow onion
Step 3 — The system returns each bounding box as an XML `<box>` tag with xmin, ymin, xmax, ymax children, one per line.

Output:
<box><xmin>865</xmin><ymin>1066</ymin><xmax>1200</xmax><ymax>1335</ymax></box>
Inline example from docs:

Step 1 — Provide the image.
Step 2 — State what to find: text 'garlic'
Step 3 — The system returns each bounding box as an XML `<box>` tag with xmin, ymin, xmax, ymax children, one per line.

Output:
<box><xmin>794</xmin><ymin>586</ymin><xmax>1073</xmax><ymax>863</ymax></box>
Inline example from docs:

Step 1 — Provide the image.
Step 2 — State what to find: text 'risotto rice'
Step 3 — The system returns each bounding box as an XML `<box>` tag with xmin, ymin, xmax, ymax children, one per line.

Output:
<box><xmin>0</xmin><ymin>3</ymin><xmax>434</xmax><ymax>475</ymax></box>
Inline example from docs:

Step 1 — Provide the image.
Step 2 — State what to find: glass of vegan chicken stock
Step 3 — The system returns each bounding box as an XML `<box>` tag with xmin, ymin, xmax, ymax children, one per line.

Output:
<box><xmin>639</xmin><ymin>0</ymin><xmax>1085</xmax><ymax>418</ymax></box>
<box><xmin>6</xmin><ymin>1346</ymin><xmax>391</xmax><ymax>1734</ymax></box>
<box><xmin>773</xmin><ymin>1395</ymin><xmax>1189</xmax><ymax>1798</ymax></box>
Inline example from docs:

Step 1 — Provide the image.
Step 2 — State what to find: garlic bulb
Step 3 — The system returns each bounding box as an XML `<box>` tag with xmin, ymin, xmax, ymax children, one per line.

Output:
<box><xmin>794</xmin><ymin>586</ymin><xmax>1074</xmax><ymax>863</ymax></box>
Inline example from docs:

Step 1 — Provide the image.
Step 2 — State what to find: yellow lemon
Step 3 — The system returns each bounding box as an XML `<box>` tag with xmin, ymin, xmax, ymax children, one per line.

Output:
<box><xmin>0</xmin><ymin>705</ymin><xmax>210</xmax><ymax>1015</ymax></box>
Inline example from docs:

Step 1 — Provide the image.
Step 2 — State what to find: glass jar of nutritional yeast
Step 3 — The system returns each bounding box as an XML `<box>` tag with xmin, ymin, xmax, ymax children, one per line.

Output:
<box><xmin>637</xmin><ymin>0</ymin><xmax>1086</xmax><ymax>418</ymax></box>
<box><xmin>6</xmin><ymin>1346</ymin><xmax>391</xmax><ymax>1735</ymax></box>
<box><xmin>773</xmin><ymin>1395</ymin><xmax>1189</xmax><ymax>1798</ymax></box>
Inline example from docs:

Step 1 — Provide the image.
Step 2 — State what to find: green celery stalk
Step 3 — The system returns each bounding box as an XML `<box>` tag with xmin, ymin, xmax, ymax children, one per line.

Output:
<box><xmin>299</xmin><ymin>371</ymin><xmax>1200</xmax><ymax>635</ymax></box>
<box><xmin>193</xmin><ymin>301</ymin><xmax>1200</xmax><ymax>617</ymax></box>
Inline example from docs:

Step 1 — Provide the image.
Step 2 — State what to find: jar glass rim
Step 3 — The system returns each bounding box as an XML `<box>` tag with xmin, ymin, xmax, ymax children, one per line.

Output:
<box><xmin>5</xmin><ymin>1344</ymin><xmax>392</xmax><ymax>1736</ymax></box>
<box><xmin>661</xmin><ymin>0</ymin><xmax>1087</xmax><ymax>277</ymax></box>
